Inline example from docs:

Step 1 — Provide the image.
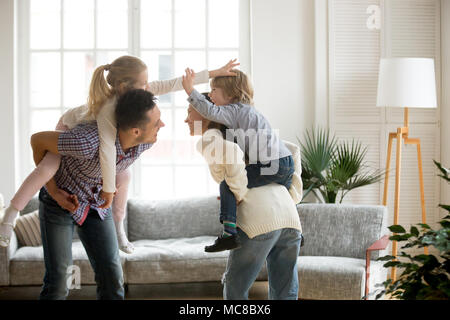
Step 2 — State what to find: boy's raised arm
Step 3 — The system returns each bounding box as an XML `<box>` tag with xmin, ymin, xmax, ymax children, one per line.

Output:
<box><xmin>182</xmin><ymin>67</ymin><xmax>196</xmax><ymax>96</ymax></box>
<box><xmin>186</xmin><ymin>89</ymin><xmax>239</xmax><ymax>129</ymax></box>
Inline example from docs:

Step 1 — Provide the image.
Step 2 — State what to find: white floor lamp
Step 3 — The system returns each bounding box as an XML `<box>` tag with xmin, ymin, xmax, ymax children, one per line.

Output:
<box><xmin>376</xmin><ymin>58</ymin><xmax>437</xmax><ymax>280</ymax></box>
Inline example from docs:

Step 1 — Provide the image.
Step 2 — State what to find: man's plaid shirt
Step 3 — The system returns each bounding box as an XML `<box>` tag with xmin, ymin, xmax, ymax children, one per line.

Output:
<box><xmin>51</xmin><ymin>122</ymin><xmax>152</xmax><ymax>225</ymax></box>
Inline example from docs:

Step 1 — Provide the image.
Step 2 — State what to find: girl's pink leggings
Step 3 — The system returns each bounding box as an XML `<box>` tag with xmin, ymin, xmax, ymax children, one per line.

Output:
<box><xmin>10</xmin><ymin>117</ymin><xmax>130</xmax><ymax>222</ymax></box>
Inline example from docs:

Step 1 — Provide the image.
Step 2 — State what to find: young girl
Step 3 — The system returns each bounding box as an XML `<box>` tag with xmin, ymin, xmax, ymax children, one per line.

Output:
<box><xmin>0</xmin><ymin>56</ymin><xmax>239</xmax><ymax>253</ymax></box>
<box><xmin>182</xmin><ymin>68</ymin><xmax>295</xmax><ymax>252</ymax></box>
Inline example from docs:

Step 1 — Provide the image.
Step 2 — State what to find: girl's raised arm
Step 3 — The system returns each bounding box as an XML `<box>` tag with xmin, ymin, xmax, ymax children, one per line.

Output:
<box><xmin>146</xmin><ymin>59</ymin><xmax>239</xmax><ymax>96</ymax></box>
<box><xmin>96</xmin><ymin>98</ymin><xmax>118</xmax><ymax>209</ymax></box>
<box><xmin>146</xmin><ymin>70</ymin><xmax>209</xmax><ymax>96</ymax></box>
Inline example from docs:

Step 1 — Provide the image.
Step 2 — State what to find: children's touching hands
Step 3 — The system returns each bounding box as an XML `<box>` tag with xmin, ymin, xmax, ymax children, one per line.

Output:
<box><xmin>182</xmin><ymin>68</ymin><xmax>195</xmax><ymax>96</ymax></box>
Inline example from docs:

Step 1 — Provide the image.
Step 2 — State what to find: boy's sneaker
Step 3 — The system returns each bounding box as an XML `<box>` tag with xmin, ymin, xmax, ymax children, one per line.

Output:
<box><xmin>204</xmin><ymin>234</ymin><xmax>241</xmax><ymax>253</ymax></box>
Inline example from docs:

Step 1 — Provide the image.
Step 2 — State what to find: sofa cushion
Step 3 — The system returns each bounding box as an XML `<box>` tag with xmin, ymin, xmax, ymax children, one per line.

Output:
<box><xmin>297</xmin><ymin>256</ymin><xmax>387</xmax><ymax>300</ymax></box>
<box><xmin>20</xmin><ymin>196</ymin><xmax>88</xmax><ymax>241</ymax></box>
<box><xmin>14</xmin><ymin>210</ymin><xmax>41</xmax><ymax>247</ymax></box>
<box><xmin>297</xmin><ymin>204</ymin><xmax>388</xmax><ymax>260</ymax></box>
<box><xmin>127</xmin><ymin>196</ymin><xmax>223</xmax><ymax>241</ymax></box>
<box><xmin>9</xmin><ymin>240</ymin><xmax>127</xmax><ymax>286</ymax></box>
<box><xmin>20</xmin><ymin>197</ymin><xmax>40</xmax><ymax>216</ymax></box>
<box><xmin>125</xmin><ymin>237</ymin><xmax>268</xmax><ymax>284</ymax></box>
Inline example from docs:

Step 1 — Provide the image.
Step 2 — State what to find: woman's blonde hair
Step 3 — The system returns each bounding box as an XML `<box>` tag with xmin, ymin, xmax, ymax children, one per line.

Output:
<box><xmin>210</xmin><ymin>69</ymin><xmax>254</xmax><ymax>105</ymax></box>
<box><xmin>87</xmin><ymin>55</ymin><xmax>147</xmax><ymax>116</ymax></box>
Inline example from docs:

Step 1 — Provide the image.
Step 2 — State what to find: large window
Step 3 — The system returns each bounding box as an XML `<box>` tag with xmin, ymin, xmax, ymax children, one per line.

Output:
<box><xmin>18</xmin><ymin>0</ymin><xmax>250</xmax><ymax>200</ymax></box>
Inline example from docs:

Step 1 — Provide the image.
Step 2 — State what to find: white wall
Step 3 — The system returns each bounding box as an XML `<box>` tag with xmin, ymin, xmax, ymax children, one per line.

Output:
<box><xmin>314</xmin><ymin>0</ymin><xmax>329</xmax><ymax>128</ymax></box>
<box><xmin>250</xmin><ymin>0</ymin><xmax>315</xmax><ymax>144</ymax></box>
<box><xmin>0</xmin><ymin>0</ymin><xmax>18</xmax><ymax>205</ymax></box>
<box><xmin>441</xmin><ymin>0</ymin><xmax>450</xmax><ymax>212</ymax></box>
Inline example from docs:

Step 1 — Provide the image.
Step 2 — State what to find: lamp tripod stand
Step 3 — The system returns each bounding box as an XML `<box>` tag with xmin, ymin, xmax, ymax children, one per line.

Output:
<box><xmin>382</xmin><ymin>107</ymin><xmax>429</xmax><ymax>281</ymax></box>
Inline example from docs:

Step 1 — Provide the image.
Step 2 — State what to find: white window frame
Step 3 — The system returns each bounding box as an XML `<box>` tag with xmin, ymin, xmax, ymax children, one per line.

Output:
<box><xmin>17</xmin><ymin>0</ymin><xmax>251</xmax><ymax>200</ymax></box>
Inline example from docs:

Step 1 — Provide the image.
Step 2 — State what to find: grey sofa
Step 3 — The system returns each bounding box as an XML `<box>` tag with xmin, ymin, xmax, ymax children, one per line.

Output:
<box><xmin>0</xmin><ymin>196</ymin><xmax>389</xmax><ymax>300</ymax></box>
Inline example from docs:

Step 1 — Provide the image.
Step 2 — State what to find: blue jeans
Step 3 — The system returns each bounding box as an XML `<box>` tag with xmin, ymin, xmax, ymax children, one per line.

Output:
<box><xmin>38</xmin><ymin>189</ymin><xmax>124</xmax><ymax>300</ymax></box>
<box><xmin>219</xmin><ymin>155</ymin><xmax>295</xmax><ymax>223</ymax></box>
<box><xmin>223</xmin><ymin>228</ymin><xmax>302</xmax><ymax>300</ymax></box>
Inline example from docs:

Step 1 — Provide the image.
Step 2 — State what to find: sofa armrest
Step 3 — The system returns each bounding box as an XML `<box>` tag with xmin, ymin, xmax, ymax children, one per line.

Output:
<box><xmin>364</xmin><ymin>235</ymin><xmax>389</xmax><ymax>299</ymax></box>
<box><xmin>0</xmin><ymin>229</ymin><xmax>18</xmax><ymax>286</ymax></box>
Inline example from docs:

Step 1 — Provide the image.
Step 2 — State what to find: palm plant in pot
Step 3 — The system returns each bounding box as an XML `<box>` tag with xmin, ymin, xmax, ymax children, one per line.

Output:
<box><xmin>298</xmin><ymin>128</ymin><xmax>384</xmax><ymax>203</ymax></box>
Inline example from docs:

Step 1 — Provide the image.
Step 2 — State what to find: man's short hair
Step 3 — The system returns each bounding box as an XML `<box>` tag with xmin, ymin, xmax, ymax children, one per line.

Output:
<box><xmin>116</xmin><ymin>89</ymin><xmax>157</xmax><ymax>130</ymax></box>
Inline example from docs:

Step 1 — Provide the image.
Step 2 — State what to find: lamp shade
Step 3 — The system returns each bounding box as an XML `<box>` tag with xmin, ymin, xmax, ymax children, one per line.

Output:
<box><xmin>376</xmin><ymin>58</ymin><xmax>437</xmax><ymax>108</ymax></box>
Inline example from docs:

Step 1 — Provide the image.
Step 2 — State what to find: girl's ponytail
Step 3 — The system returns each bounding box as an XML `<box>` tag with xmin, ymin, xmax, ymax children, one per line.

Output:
<box><xmin>87</xmin><ymin>55</ymin><xmax>147</xmax><ymax>116</ymax></box>
<box><xmin>87</xmin><ymin>64</ymin><xmax>113</xmax><ymax>116</ymax></box>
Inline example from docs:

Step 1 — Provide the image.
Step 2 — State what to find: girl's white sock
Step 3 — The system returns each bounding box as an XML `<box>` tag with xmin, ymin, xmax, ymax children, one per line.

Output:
<box><xmin>0</xmin><ymin>205</ymin><xmax>19</xmax><ymax>247</ymax></box>
<box><xmin>115</xmin><ymin>219</ymin><xmax>134</xmax><ymax>254</ymax></box>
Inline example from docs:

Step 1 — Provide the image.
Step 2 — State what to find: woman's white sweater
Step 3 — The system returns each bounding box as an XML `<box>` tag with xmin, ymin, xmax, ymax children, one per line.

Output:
<box><xmin>197</xmin><ymin>129</ymin><xmax>302</xmax><ymax>239</ymax></box>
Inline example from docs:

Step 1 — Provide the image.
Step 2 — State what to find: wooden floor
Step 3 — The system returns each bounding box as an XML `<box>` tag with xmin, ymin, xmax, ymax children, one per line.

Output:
<box><xmin>0</xmin><ymin>281</ymin><xmax>269</xmax><ymax>300</ymax></box>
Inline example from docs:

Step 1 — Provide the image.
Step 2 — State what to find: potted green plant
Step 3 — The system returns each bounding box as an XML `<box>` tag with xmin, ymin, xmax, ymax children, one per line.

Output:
<box><xmin>298</xmin><ymin>127</ymin><xmax>384</xmax><ymax>203</ymax></box>
<box><xmin>375</xmin><ymin>160</ymin><xmax>450</xmax><ymax>300</ymax></box>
